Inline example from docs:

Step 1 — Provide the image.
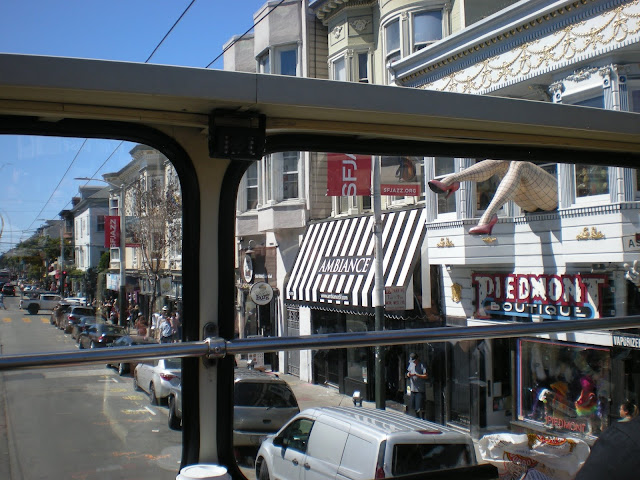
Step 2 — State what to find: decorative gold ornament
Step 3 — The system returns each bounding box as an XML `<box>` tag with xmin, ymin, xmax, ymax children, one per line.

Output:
<box><xmin>436</xmin><ymin>237</ymin><xmax>455</xmax><ymax>248</ymax></box>
<box><xmin>576</xmin><ymin>227</ymin><xmax>605</xmax><ymax>240</ymax></box>
<box><xmin>481</xmin><ymin>236</ymin><xmax>497</xmax><ymax>244</ymax></box>
<box><xmin>451</xmin><ymin>283</ymin><xmax>462</xmax><ymax>303</ymax></box>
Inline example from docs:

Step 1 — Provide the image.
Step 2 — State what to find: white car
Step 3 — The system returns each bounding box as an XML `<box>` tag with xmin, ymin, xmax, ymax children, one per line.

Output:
<box><xmin>256</xmin><ymin>407</ymin><xmax>476</xmax><ymax>480</ymax></box>
<box><xmin>133</xmin><ymin>358</ymin><xmax>181</xmax><ymax>405</ymax></box>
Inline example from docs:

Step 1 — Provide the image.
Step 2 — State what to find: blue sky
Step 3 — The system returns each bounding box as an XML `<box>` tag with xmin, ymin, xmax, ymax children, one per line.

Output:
<box><xmin>0</xmin><ymin>0</ymin><xmax>268</xmax><ymax>253</ymax></box>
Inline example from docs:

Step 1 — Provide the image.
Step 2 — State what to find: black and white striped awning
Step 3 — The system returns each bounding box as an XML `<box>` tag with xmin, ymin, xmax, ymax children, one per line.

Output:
<box><xmin>285</xmin><ymin>208</ymin><xmax>426</xmax><ymax>310</ymax></box>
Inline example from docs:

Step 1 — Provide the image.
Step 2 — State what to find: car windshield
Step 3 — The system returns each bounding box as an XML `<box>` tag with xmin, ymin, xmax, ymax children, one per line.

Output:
<box><xmin>392</xmin><ymin>443</ymin><xmax>474</xmax><ymax>475</ymax></box>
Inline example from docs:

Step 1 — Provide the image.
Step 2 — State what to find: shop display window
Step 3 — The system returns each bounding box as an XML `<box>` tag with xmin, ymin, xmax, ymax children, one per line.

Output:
<box><xmin>518</xmin><ymin>339</ymin><xmax>611</xmax><ymax>437</ymax></box>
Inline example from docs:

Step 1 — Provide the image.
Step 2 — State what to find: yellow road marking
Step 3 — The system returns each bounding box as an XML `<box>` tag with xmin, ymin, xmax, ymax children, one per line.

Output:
<box><xmin>41</xmin><ymin>318</ymin><xmax>49</xmax><ymax>324</ymax></box>
<box><xmin>2</xmin><ymin>318</ymin><xmax>10</xmax><ymax>323</ymax></box>
<box><xmin>22</xmin><ymin>318</ymin><xmax>31</xmax><ymax>323</ymax></box>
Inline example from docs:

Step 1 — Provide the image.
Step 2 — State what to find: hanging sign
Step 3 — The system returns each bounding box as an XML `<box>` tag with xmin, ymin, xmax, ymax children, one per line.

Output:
<box><xmin>326</xmin><ymin>153</ymin><xmax>371</xmax><ymax>196</ymax></box>
<box><xmin>250</xmin><ymin>282</ymin><xmax>274</xmax><ymax>305</ymax></box>
<box><xmin>380</xmin><ymin>156</ymin><xmax>421</xmax><ymax>196</ymax></box>
<box><xmin>104</xmin><ymin>215</ymin><xmax>120</xmax><ymax>248</ymax></box>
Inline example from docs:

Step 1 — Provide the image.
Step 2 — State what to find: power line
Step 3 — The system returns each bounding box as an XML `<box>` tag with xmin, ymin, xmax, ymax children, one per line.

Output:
<box><xmin>205</xmin><ymin>0</ymin><xmax>287</xmax><ymax>69</ymax></box>
<box><xmin>146</xmin><ymin>0</ymin><xmax>197</xmax><ymax>63</ymax></box>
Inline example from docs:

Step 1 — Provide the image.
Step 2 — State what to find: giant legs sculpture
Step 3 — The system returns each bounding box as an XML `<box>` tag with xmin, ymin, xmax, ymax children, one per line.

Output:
<box><xmin>428</xmin><ymin>160</ymin><xmax>558</xmax><ymax>235</ymax></box>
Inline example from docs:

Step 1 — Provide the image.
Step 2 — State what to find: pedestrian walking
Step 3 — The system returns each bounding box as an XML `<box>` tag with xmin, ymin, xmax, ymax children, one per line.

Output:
<box><xmin>406</xmin><ymin>352</ymin><xmax>428</xmax><ymax>419</ymax></box>
<box><xmin>170</xmin><ymin>311</ymin><xmax>181</xmax><ymax>342</ymax></box>
<box><xmin>159</xmin><ymin>310</ymin><xmax>173</xmax><ymax>343</ymax></box>
<box><xmin>0</xmin><ymin>292</ymin><xmax>7</xmax><ymax>310</ymax></box>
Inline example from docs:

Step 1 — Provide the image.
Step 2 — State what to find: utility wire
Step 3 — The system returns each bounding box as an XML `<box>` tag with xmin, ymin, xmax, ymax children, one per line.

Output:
<box><xmin>205</xmin><ymin>0</ymin><xmax>286</xmax><ymax>69</ymax></box>
<box><xmin>146</xmin><ymin>0</ymin><xmax>197</xmax><ymax>63</ymax></box>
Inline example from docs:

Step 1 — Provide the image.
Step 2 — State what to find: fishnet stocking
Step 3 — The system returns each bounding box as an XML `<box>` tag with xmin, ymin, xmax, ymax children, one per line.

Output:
<box><xmin>441</xmin><ymin>160</ymin><xmax>558</xmax><ymax>225</ymax></box>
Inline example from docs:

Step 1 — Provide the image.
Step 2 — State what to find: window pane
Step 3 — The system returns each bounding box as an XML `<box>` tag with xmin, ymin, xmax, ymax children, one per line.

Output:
<box><xmin>358</xmin><ymin>53</ymin><xmax>368</xmax><ymax>83</ymax></box>
<box><xmin>333</xmin><ymin>57</ymin><xmax>346</xmax><ymax>81</ymax></box>
<box><xmin>282</xmin><ymin>152</ymin><xmax>299</xmax><ymax>199</ymax></box>
<box><xmin>280</xmin><ymin>49</ymin><xmax>297</xmax><ymax>76</ymax></box>
<box><xmin>259</xmin><ymin>52</ymin><xmax>270</xmax><ymax>74</ymax></box>
<box><xmin>576</xmin><ymin>165</ymin><xmax>609</xmax><ymax>197</ymax></box>
<box><xmin>386</xmin><ymin>19</ymin><xmax>400</xmax><ymax>55</ymax></box>
<box><xmin>246</xmin><ymin>162</ymin><xmax>258</xmax><ymax>210</ymax></box>
<box><xmin>414</xmin><ymin>11</ymin><xmax>443</xmax><ymax>50</ymax></box>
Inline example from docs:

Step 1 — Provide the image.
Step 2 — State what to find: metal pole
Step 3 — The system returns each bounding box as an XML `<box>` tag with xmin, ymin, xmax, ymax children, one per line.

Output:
<box><xmin>372</xmin><ymin>155</ymin><xmax>385</xmax><ymax>410</ymax></box>
<box><xmin>119</xmin><ymin>185</ymin><xmax>127</xmax><ymax>327</ymax></box>
<box><xmin>2</xmin><ymin>316</ymin><xmax>640</xmax><ymax>372</ymax></box>
<box><xmin>59</xmin><ymin>222</ymin><xmax>64</xmax><ymax>296</ymax></box>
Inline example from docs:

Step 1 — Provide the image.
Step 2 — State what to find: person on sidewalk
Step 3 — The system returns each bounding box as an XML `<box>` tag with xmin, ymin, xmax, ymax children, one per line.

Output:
<box><xmin>0</xmin><ymin>291</ymin><xmax>6</xmax><ymax>310</ymax></box>
<box><xmin>159</xmin><ymin>309</ymin><xmax>173</xmax><ymax>343</ymax></box>
<box><xmin>406</xmin><ymin>352</ymin><xmax>428</xmax><ymax>419</ymax></box>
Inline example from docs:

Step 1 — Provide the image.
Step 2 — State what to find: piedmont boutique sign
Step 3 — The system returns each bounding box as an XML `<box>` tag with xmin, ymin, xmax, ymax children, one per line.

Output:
<box><xmin>472</xmin><ymin>273</ymin><xmax>608</xmax><ymax>320</ymax></box>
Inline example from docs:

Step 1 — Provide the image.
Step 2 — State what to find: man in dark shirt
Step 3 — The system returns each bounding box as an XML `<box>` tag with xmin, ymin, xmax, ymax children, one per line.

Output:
<box><xmin>406</xmin><ymin>352</ymin><xmax>428</xmax><ymax>419</ymax></box>
<box><xmin>575</xmin><ymin>414</ymin><xmax>640</xmax><ymax>479</ymax></box>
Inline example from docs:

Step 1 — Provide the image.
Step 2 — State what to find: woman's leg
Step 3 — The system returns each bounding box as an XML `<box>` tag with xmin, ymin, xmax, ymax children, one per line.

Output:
<box><xmin>441</xmin><ymin>159</ymin><xmax>510</xmax><ymax>185</ymax></box>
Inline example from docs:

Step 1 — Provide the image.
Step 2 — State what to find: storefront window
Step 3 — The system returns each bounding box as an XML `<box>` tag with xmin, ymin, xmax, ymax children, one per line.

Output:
<box><xmin>346</xmin><ymin>314</ymin><xmax>370</xmax><ymax>383</ymax></box>
<box><xmin>518</xmin><ymin>339</ymin><xmax>611</xmax><ymax>438</ymax></box>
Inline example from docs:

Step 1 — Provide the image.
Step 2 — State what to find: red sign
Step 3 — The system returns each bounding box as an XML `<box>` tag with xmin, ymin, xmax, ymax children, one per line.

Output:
<box><xmin>326</xmin><ymin>153</ymin><xmax>371</xmax><ymax>196</ymax></box>
<box><xmin>104</xmin><ymin>215</ymin><xmax>120</xmax><ymax>248</ymax></box>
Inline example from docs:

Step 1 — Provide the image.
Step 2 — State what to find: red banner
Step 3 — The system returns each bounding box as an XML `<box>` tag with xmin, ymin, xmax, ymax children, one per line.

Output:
<box><xmin>326</xmin><ymin>153</ymin><xmax>371</xmax><ymax>196</ymax></box>
<box><xmin>105</xmin><ymin>215</ymin><xmax>120</xmax><ymax>248</ymax></box>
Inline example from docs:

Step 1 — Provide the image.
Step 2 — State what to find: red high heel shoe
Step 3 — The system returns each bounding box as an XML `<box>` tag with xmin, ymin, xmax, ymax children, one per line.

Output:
<box><xmin>427</xmin><ymin>180</ymin><xmax>460</xmax><ymax>199</ymax></box>
<box><xmin>469</xmin><ymin>215</ymin><xmax>498</xmax><ymax>235</ymax></box>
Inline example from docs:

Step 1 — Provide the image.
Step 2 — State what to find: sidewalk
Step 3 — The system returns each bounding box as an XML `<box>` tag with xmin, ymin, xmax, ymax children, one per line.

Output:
<box><xmin>249</xmin><ymin>364</ymin><xmax>486</xmax><ymax>464</ymax></box>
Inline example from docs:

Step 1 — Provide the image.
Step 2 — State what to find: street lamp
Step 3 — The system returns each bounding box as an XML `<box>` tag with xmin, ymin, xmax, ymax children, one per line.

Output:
<box><xmin>74</xmin><ymin>177</ymin><xmax>127</xmax><ymax>326</ymax></box>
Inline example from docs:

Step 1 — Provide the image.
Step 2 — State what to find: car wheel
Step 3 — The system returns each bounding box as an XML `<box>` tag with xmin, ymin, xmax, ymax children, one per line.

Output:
<box><xmin>149</xmin><ymin>383</ymin><xmax>158</xmax><ymax>405</ymax></box>
<box><xmin>27</xmin><ymin>304</ymin><xmax>38</xmax><ymax>315</ymax></box>
<box><xmin>133</xmin><ymin>374</ymin><xmax>141</xmax><ymax>391</ymax></box>
<box><xmin>118</xmin><ymin>363</ymin><xmax>127</xmax><ymax>376</ymax></box>
<box><xmin>259</xmin><ymin>462</ymin><xmax>270</xmax><ymax>480</ymax></box>
<box><xmin>168</xmin><ymin>396</ymin><xmax>181</xmax><ymax>430</ymax></box>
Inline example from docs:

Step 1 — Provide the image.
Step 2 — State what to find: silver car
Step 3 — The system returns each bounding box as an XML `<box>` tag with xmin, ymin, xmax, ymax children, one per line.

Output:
<box><xmin>233</xmin><ymin>369</ymin><xmax>300</xmax><ymax>447</ymax></box>
<box><xmin>165</xmin><ymin>369</ymin><xmax>300</xmax><ymax>448</ymax></box>
<box><xmin>133</xmin><ymin>358</ymin><xmax>181</xmax><ymax>405</ymax></box>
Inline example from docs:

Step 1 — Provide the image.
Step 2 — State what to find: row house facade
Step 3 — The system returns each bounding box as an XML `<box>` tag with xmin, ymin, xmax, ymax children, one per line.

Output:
<box><xmin>229</xmin><ymin>0</ymin><xmax>640</xmax><ymax>443</ymax></box>
<box><xmin>382</xmin><ymin>0</ymin><xmax>640</xmax><ymax>441</ymax></box>
<box><xmin>103</xmin><ymin>144</ymin><xmax>182</xmax><ymax>319</ymax></box>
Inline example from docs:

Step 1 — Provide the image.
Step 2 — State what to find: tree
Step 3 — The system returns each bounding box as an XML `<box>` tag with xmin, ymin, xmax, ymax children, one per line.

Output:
<box><xmin>128</xmin><ymin>168</ymin><xmax>181</xmax><ymax>316</ymax></box>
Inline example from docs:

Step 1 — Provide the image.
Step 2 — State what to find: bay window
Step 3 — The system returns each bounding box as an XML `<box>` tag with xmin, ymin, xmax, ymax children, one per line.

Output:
<box><xmin>413</xmin><ymin>10</ymin><xmax>443</xmax><ymax>52</ymax></box>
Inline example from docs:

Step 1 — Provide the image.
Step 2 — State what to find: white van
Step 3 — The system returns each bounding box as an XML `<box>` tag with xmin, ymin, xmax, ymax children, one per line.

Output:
<box><xmin>255</xmin><ymin>406</ymin><xmax>476</xmax><ymax>480</ymax></box>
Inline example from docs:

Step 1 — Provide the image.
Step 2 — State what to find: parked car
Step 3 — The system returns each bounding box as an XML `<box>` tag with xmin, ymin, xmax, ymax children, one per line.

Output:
<box><xmin>77</xmin><ymin>323</ymin><xmax>127</xmax><ymax>349</ymax></box>
<box><xmin>63</xmin><ymin>296</ymin><xmax>87</xmax><ymax>305</ymax></box>
<box><xmin>134</xmin><ymin>358</ymin><xmax>181</xmax><ymax>405</ymax></box>
<box><xmin>255</xmin><ymin>407</ymin><xmax>476</xmax><ymax>480</ymax></box>
<box><xmin>70</xmin><ymin>316</ymin><xmax>99</xmax><ymax>341</ymax></box>
<box><xmin>50</xmin><ymin>302</ymin><xmax>75</xmax><ymax>326</ymax></box>
<box><xmin>106</xmin><ymin>334</ymin><xmax>158</xmax><ymax>375</ymax></box>
<box><xmin>165</xmin><ymin>369</ymin><xmax>300</xmax><ymax>439</ymax></box>
<box><xmin>62</xmin><ymin>305</ymin><xmax>96</xmax><ymax>333</ymax></box>
<box><xmin>2</xmin><ymin>284</ymin><xmax>16</xmax><ymax>296</ymax></box>
<box><xmin>167</xmin><ymin>383</ymin><xmax>182</xmax><ymax>430</ymax></box>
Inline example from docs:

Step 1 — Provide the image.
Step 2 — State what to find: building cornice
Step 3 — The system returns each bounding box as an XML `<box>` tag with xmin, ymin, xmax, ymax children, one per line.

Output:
<box><xmin>392</xmin><ymin>0</ymin><xmax>640</xmax><ymax>93</ymax></box>
<box><xmin>310</xmin><ymin>0</ymin><xmax>376</xmax><ymax>25</ymax></box>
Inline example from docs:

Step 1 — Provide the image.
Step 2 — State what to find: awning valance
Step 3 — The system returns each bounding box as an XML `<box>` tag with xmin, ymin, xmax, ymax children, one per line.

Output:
<box><xmin>285</xmin><ymin>208</ymin><xmax>426</xmax><ymax>310</ymax></box>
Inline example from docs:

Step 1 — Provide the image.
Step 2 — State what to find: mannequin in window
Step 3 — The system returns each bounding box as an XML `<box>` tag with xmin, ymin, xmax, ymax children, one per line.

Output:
<box><xmin>428</xmin><ymin>160</ymin><xmax>558</xmax><ymax>235</ymax></box>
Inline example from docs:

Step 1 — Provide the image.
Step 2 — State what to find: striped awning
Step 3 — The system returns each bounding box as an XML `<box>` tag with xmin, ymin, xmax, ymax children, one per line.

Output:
<box><xmin>285</xmin><ymin>208</ymin><xmax>426</xmax><ymax>310</ymax></box>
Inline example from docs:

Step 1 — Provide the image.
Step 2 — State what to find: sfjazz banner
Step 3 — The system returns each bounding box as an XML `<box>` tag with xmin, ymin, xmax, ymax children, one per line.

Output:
<box><xmin>380</xmin><ymin>156</ymin><xmax>422</xmax><ymax>196</ymax></box>
<box><xmin>326</xmin><ymin>153</ymin><xmax>371</xmax><ymax>196</ymax></box>
<box><xmin>104</xmin><ymin>215</ymin><xmax>120</xmax><ymax>248</ymax></box>
<box><xmin>472</xmin><ymin>272</ymin><xmax>608</xmax><ymax>320</ymax></box>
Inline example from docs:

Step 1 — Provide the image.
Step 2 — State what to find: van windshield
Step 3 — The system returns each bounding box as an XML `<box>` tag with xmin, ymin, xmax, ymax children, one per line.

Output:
<box><xmin>392</xmin><ymin>443</ymin><xmax>473</xmax><ymax>475</ymax></box>
<box><xmin>235</xmin><ymin>383</ymin><xmax>299</xmax><ymax>408</ymax></box>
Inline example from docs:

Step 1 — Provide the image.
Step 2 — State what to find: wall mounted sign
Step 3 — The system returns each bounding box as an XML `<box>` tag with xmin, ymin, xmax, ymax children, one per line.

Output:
<box><xmin>243</xmin><ymin>254</ymin><xmax>254</xmax><ymax>283</ymax></box>
<box><xmin>250</xmin><ymin>282</ymin><xmax>274</xmax><ymax>305</ymax></box>
<box><xmin>472</xmin><ymin>272</ymin><xmax>608</xmax><ymax>321</ymax></box>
